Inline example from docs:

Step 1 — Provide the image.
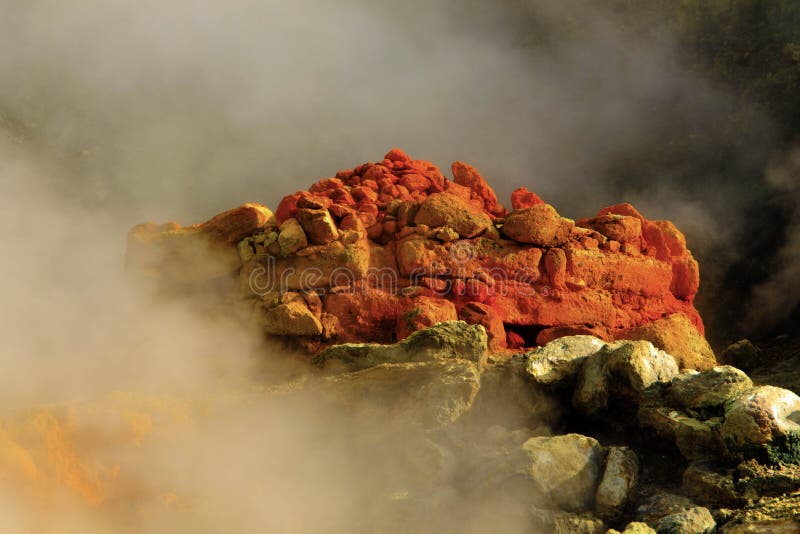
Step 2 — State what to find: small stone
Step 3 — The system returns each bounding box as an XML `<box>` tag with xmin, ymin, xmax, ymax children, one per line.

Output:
<box><xmin>259</xmin><ymin>300</ymin><xmax>323</xmax><ymax>336</ymax></box>
<box><xmin>435</xmin><ymin>227</ymin><xmax>460</xmax><ymax>242</ymax></box>
<box><xmin>414</xmin><ymin>192</ymin><xmax>493</xmax><ymax>238</ymax></box>
<box><xmin>652</xmin><ymin>506</ymin><xmax>716</xmax><ymax>534</ymax></box>
<box><xmin>510</xmin><ymin>187</ymin><xmax>545</xmax><ymax>210</ymax></box>
<box><xmin>585</xmin><ymin>213</ymin><xmax>642</xmax><ymax>245</ymax></box>
<box><xmin>277</xmin><ymin>218</ymin><xmax>308</xmax><ymax>256</ymax></box>
<box><xmin>451</xmin><ymin>161</ymin><xmax>505</xmax><ymax>217</ymax></box>
<box><xmin>502</xmin><ymin>204</ymin><xmax>572</xmax><ymax>246</ymax></box>
<box><xmin>296</xmin><ymin>208</ymin><xmax>339</xmax><ymax>245</ymax></box>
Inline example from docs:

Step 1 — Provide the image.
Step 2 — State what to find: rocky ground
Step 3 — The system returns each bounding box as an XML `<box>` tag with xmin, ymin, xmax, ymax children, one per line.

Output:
<box><xmin>306</xmin><ymin>321</ymin><xmax>800</xmax><ymax>533</ymax></box>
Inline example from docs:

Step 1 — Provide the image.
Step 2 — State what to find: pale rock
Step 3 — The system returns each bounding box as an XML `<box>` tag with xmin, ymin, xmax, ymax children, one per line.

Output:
<box><xmin>318</xmin><ymin>360</ymin><xmax>480</xmax><ymax>430</ymax></box>
<box><xmin>277</xmin><ymin>218</ymin><xmax>308</xmax><ymax>256</ymax></box>
<box><xmin>721</xmin><ymin>386</ymin><xmax>800</xmax><ymax>460</ymax></box>
<box><xmin>596</xmin><ymin>446</ymin><xmax>640</xmax><ymax>520</ymax></box>
<box><xmin>260</xmin><ymin>300</ymin><xmax>323</xmax><ymax>336</ymax></box>
<box><xmin>520</xmin><ymin>433</ymin><xmax>605</xmax><ymax>512</ymax></box>
<box><xmin>669</xmin><ymin>366</ymin><xmax>752</xmax><ymax>411</ymax></box>
<box><xmin>652</xmin><ymin>506</ymin><xmax>716</xmax><ymax>534</ymax></box>
<box><xmin>525</xmin><ymin>335</ymin><xmax>606</xmax><ymax>386</ymax></box>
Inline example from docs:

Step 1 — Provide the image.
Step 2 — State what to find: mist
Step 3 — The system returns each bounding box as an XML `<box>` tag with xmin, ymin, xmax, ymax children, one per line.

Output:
<box><xmin>0</xmin><ymin>0</ymin><xmax>797</xmax><ymax>531</ymax></box>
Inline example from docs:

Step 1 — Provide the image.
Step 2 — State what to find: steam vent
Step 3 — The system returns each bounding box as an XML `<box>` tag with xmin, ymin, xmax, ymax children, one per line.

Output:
<box><xmin>128</xmin><ymin>148</ymin><xmax>714</xmax><ymax>370</ymax></box>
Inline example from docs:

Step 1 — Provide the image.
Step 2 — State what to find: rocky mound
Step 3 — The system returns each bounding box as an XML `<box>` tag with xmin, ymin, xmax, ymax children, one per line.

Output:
<box><xmin>127</xmin><ymin>149</ymin><xmax>713</xmax><ymax>369</ymax></box>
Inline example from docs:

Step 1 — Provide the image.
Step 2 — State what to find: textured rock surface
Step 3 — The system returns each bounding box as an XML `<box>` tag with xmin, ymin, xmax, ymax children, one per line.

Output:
<box><xmin>721</xmin><ymin>385</ymin><xmax>800</xmax><ymax>461</ymax></box>
<box><xmin>596</xmin><ymin>446</ymin><xmax>640</xmax><ymax>520</ymax></box>
<box><xmin>719</xmin><ymin>494</ymin><xmax>800</xmax><ymax>533</ymax></box>
<box><xmin>525</xmin><ymin>335</ymin><xmax>606</xmax><ymax>386</ymax></box>
<box><xmin>573</xmin><ymin>340</ymin><xmax>679</xmax><ymax>414</ymax></box>
<box><xmin>651</xmin><ymin>506</ymin><xmax>716</xmax><ymax>534</ymax></box>
<box><xmin>313</xmin><ymin>321</ymin><xmax>488</xmax><ymax>372</ymax></box>
<box><xmin>318</xmin><ymin>360</ymin><xmax>481</xmax><ymax>430</ymax></box>
<box><xmin>617</xmin><ymin>314</ymin><xmax>716</xmax><ymax>370</ymax></box>
<box><xmin>520</xmin><ymin>433</ymin><xmax>606</xmax><ymax>512</ymax></box>
<box><xmin>682</xmin><ymin>460</ymin><xmax>741</xmax><ymax>507</ymax></box>
<box><xmin>669</xmin><ymin>366</ymin><xmax>753</xmax><ymax>410</ymax></box>
<box><xmin>127</xmin><ymin>149</ymin><xmax>710</xmax><ymax>358</ymax></box>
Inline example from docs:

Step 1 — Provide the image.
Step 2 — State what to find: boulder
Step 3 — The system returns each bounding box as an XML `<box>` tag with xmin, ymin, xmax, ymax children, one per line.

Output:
<box><xmin>616</xmin><ymin>314</ymin><xmax>716</xmax><ymax>371</ymax></box>
<box><xmin>536</xmin><ymin>325</ymin><xmax>609</xmax><ymax>346</ymax></box>
<box><xmin>397</xmin><ymin>297</ymin><xmax>458</xmax><ymax>340</ymax></box>
<box><xmin>573</xmin><ymin>347</ymin><xmax>612</xmax><ymax>414</ymax></box>
<box><xmin>635</xmin><ymin>491</ymin><xmax>695</xmax><ymax>524</ymax></box>
<box><xmin>520</xmin><ymin>433</ymin><xmax>606</xmax><ymax>512</ymax></box>
<box><xmin>414</xmin><ymin>192</ymin><xmax>493</xmax><ymax>238</ymax></box>
<box><xmin>451</xmin><ymin>161</ymin><xmax>505</xmax><ymax>217</ymax></box>
<box><xmin>720</xmin><ymin>386</ymin><xmax>800</xmax><ymax>463</ymax></box>
<box><xmin>313</xmin><ymin>321</ymin><xmax>488</xmax><ymax>372</ymax></box>
<box><xmin>199</xmin><ymin>203</ymin><xmax>276</xmax><ymax>243</ymax></box>
<box><xmin>582</xmin><ymin>213</ymin><xmax>643</xmax><ymax>246</ymax></box>
<box><xmin>259</xmin><ymin>299</ymin><xmax>323</xmax><ymax>336</ymax></box>
<box><xmin>574</xmin><ymin>341</ymin><xmax>679</xmax><ymax>414</ymax></box>
<box><xmin>606</xmin><ymin>340</ymin><xmax>680</xmax><ymax>395</ymax></box>
<box><xmin>669</xmin><ymin>366</ymin><xmax>753</xmax><ymax>411</ymax></box>
<box><xmin>126</xmin><ymin>203</ymin><xmax>276</xmax><ymax>284</ymax></box>
<box><xmin>525</xmin><ymin>335</ymin><xmax>606</xmax><ymax>386</ymax></box>
<box><xmin>638</xmin><ymin>405</ymin><xmax>724</xmax><ymax>461</ymax></box>
<box><xmin>501</xmin><ymin>204</ymin><xmax>572</xmax><ymax>246</ymax></box>
<box><xmin>318</xmin><ymin>360</ymin><xmax>481</xmax><ymax>430</ymax></box>
<box><xmin>596</xmin><ymin>446</ymin><xmax>640</xmax><ymax>520</ymax></box>
<box><xmin>126</xmin><ymin>224</ymin><xmax>243</xmax><ymax>283</ymax></box>
<box><xmin>549</xmin><ymin>511</ymin><xmax>607</xmax><ymax>534</ymax></box>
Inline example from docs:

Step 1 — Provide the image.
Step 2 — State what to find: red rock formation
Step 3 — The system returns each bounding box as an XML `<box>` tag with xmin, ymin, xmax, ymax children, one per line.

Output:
<box><xmin>127</xmin><ymin>149</ymin><xmax>714</xmax><ymax>368</ymax></box>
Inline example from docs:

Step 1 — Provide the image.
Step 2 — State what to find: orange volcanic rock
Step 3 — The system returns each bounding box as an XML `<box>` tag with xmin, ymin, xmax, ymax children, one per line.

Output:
<box><xmin>127</xmin><ymin>149</ymin><xmax>713</xmax><ymax>367</ymax></box>
<box><xmin>510</xmin><ymin>187</ymin><xmax>545</xmax><ymax>210</ymax></box>
<box><xmin>503</xmin><ymin>204</ymin><xmax>573</xmax><ymax>246</ymax></box>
